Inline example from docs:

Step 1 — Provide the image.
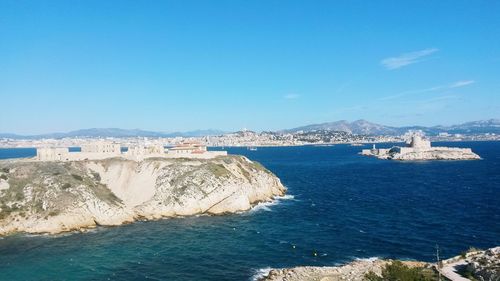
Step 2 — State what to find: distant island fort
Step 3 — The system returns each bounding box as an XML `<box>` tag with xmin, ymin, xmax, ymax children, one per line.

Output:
<box><xmin>361</xmin><ymin>132</ymin><xmax>480</xmax><ymax>160</ymax></box>
<box><xmin>36</xmin><ymin>141</ymin><xmax>227</xmax><ymax>161</ymax></box>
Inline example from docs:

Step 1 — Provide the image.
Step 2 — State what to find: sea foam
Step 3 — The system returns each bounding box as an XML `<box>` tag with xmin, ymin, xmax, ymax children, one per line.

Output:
<box><xmin>251</xmin><ymin>267</ymin><xmax>272</xmax><ymax>281</ymax></box>
<box><xmin>249</xmin><ymin>194</ymin><xmax>296</xmax><ymax>213</ymax></box>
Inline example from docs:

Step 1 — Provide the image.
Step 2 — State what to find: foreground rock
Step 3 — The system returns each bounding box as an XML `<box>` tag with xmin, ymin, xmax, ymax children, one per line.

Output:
<box><xmin>466</xmin><ymin>247</ymin><xmax>500</xmax><ymax>281</ymax></box>
<box><xmin>0</xmin><ymin>155</ymin><xmax>285</xmax><ymax>235</ymax></box>
<box><xmin>260</xmin><ymin>247</ymin><xmax>500</xmax><ymax>281</ymax></box>
<box><xmin>442</xmin><ymin>247</ymin><xmax>500</xmax><ymax>281</ymax></box>
<box><xmin>259</xmin><ymin>259</ymin><xmax>429</xmax><ymax>281</ymax></box>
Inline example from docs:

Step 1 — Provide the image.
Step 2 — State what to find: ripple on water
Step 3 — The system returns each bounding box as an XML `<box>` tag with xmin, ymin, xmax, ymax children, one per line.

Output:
<box><xmin>0</xmin><ymin>143</ymin><xmax>499</xmax><ymax>281</ymax></box>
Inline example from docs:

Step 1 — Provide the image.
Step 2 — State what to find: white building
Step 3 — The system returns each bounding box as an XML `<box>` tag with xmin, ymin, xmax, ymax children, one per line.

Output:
<box><xmin>125</xmin><ymin>144</ymin><xmax>166</xmax><ymax>160</ymax></box>
<box><xmin>35</xmin><ymin>140</ymin><xmax>227</xmax><ymax>162</ymax></box>
<box><xmin>167</xmin><ymin>142</ymin><xmax>207</xmax><ymax>155</ymax></box>
<box><xmin>36</xmin><ymin>147</ymin><xmax>70</xmax><ymax>161</ymax></box>
<box><xmin>81</xmin><ymin>141</ymin><xmax>121</xmax><ymax>154</ymax></box>
<box><xmin>166</xmin><ymin>142</ymin><xmax>227</xmax><ymax>158</ymax></box>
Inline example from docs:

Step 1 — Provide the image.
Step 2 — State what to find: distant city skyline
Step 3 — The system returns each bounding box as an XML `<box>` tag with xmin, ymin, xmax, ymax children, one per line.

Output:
<box><xmin>1</xmin><ymin>1</ymin><xmax>499</xmax><ymax>134</ymax></box>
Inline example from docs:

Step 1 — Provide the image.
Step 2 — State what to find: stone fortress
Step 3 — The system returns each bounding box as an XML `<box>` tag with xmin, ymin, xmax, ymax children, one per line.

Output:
<box><xmin>361</xmin><ymin>131</ymin><xmax>480</xmax><ymax>160</ymax></box>
<box><xmin>36</xmin><ymin>140</ymin><xmax>227</xmax><ymax>162</ymax></box>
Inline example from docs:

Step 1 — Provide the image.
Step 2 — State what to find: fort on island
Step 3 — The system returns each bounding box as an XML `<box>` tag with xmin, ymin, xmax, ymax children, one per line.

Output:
<box><xmin>36</xmin><ymin>141</ymin><xmax>227</xmax><ymax>162</ymax></box>
<box><xmin>361</xmin><ymin>132</ymin><xmax>481</xmax><ymax>160</ymax></box>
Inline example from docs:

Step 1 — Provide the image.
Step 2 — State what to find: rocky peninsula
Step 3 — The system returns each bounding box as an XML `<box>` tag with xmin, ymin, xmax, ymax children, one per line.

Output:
<box><xmin>362</xmin><ymin>133</ymin><xmax>480</xmax><ymax>161</ymax></box>
<box><xmin>259</xmin><ymin>247</ymin><xmax>500</xmax><ymax>281</ymax></box>
<box><xmin>0</xmin><ymin>155</ymin><xmax>285</xmax><ymax>236</ymax></box>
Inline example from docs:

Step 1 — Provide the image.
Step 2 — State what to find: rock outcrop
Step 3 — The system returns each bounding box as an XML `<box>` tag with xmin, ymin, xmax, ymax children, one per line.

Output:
<box><xmin>0</xmin><ymin>155</ymin><xmax>285</xmax><ymax>235</ymax></box>
<box><xmin>260</xmin><ymin>247</ymin><xmax>500</xmax><ymax>281</ymax></box>
<box><xmin>388</xmin><ymin>147</ymin><xmax>481</xmax><ymax>161</ymax></box>
<box><xmin>464</xmin><ymin>247</ymin><xmax>500</xmax><ymax>281</ymax></box>
<box><xmin>259</xmin><ymin>259</ymin><xmax>429</xmax><ymax>281</ymax></box>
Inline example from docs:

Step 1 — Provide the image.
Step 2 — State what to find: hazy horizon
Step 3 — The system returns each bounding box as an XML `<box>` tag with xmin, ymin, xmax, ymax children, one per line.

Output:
<box><xmin>1</xmin><ymin>118</ymin><xmax>499</xmax><ymax>136</ymax></box>
<box><xmin>1</xmin><ymin>1</ymin><xmax>499</xmax><ymax>134</ymax></box>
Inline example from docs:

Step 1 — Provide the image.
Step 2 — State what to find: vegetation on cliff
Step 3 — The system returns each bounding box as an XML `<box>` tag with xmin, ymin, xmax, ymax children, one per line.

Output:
<box><xmin>364</xmin><ymin>261</ymin><xmax>437</xmax><ymax>281</ymax></box>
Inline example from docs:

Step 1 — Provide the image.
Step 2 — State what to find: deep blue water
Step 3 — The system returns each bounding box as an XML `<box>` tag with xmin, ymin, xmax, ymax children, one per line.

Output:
<box><xmin>0</xmin><ymin>142</ymin><xmax>499</xmax><ymax>281</ymax></box>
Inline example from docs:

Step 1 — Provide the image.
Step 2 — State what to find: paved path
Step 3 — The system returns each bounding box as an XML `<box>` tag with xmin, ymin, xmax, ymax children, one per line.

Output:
<box><xmin>439</xmin><ymin>260</ymin><xmax>471</xmax><ymax>281</ymax></box>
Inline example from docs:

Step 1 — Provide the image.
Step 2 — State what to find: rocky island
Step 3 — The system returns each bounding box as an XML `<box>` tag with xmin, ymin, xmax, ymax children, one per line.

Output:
<box><xmin>361</xmin><ymin>133</ymin><xmax>480</xmax><ymax>160</ymax></box>
<box><xmin>0</xmin><ymin>154</ymin><xmax>285</xmax><ymax>236</ymax></box>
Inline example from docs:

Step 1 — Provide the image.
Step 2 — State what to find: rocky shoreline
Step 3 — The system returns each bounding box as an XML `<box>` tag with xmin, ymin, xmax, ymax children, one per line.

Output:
<box><xmin>258</xmin><ymin>247</ymin><xmax>500</xmax><ymax>281</ymax></box>
<box><xmin>258</xmin><ymin>259</ymin><xmax>429</xmax><ymax>281</ymax></box>
<box><xmin>0</xmin><ymin>155</ymin><xmax>285</xmax><ymax>236</ymax></box>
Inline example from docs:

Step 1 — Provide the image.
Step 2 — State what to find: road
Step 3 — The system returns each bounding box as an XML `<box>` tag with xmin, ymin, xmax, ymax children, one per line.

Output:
<box><xmin>439</xmin><ymin>260</ymin><xmax>471</xmax><ymax>281</ymax></box>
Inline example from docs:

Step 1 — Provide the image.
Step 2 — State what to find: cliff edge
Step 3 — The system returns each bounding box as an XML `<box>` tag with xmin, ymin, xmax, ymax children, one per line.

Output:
<box><xmin>0</xmin><ymin>155</ymin><xmax>285</xmax><ymax>235</ymax></box>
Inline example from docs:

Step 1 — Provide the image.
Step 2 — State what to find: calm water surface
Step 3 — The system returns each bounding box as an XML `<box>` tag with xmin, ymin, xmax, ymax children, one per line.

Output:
<box><xmin>0</xmin><ymin>142</ymin><xmax>499</xmax><ymax>280</ymax></box>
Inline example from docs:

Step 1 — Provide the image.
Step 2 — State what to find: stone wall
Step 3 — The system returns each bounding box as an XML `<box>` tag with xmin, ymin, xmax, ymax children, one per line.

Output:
<box><xmin>36</xmin><ymin>147</ymin><xmax>70</xmax><ymax>161</ymax></box>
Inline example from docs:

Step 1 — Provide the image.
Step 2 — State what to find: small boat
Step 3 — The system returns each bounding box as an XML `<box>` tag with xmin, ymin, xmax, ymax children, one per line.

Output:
<box><xmin>248</xmin><ymin>147</ymin><xmax>258</xmax><ymax>151</ymax></box>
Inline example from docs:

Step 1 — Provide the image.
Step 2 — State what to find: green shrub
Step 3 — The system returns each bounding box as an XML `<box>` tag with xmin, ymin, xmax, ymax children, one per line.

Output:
<box><xmin>48</xmin><ymin>210</ymin><xmax>60</xmax><ymax>217</ymax></box>
<box><xmin>62</xmin><ymin>183</ymin><xmax>71</xmax><ymax>189</ymax></box>
<box><xmin>71</xmin><ymin>174</ymin><xmax>83</xmax><ymax>181</ymax></box>
<box><xmin>1</xmin><ymin>168</ymin><xmax>9</xmax><ymax>173</ymax></box>
<box><xmin>207</xmin><ymin>163</ymin><xmax>229</xmax><ymax>178</ymax></box>
<box><xmin>0</xmin><ymin>174</ymin><xmax>7</xmax><ymax>180</ymax></box>
<box><xmin>14</xmin><ymin>192</ymin><xmax>24</xmax><ymax>201</ymax></box>
<box><xmin>364</xmin><ymin>261</ymin><xmax>434</xmax><ymax>281</ymax></box>
<box><xmin>461</xmin><ymin>247</ymin><xmax>482</xmax><ymax>258</ymax></box>
<box><xmin>467</xmin><ymin>247</ymin><xmax>482</xmax><ymax>253</ymax></box>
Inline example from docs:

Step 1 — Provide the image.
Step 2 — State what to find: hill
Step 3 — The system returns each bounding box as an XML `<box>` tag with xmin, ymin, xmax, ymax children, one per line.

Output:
<box><xmin>283</xmin><ymin>119</ymin><xmax>500</xmax><ymax>136</ymax></box>
<box><xmin>0</xmin><ymin>128</ymin><xmax>226</xmax><ymax>139</ymax></box>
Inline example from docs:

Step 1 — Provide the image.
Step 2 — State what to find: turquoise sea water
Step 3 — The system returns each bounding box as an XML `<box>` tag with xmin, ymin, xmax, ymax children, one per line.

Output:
<box><xmin>0</xmin><ymin>142</ymin><xmax>499</xmax><ymax>280</ymax></box>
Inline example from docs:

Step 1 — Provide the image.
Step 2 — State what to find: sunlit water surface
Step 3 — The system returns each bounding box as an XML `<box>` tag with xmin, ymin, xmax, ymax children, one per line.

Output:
<box><xmin>0</xmin><ymin>142</ymin><xmax>498</xmax><ymax>280</ymax></box>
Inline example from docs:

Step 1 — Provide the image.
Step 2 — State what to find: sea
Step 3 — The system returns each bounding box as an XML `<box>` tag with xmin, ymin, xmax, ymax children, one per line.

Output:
<box><xmin>0</xmin><ymin>142</ymin><xmax>499</xmax><ymax>281</ymax></box>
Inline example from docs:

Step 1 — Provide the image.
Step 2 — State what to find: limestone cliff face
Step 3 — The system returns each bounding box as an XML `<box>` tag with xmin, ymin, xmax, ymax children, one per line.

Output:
<box><xmin>0</xmin><ymin>155</ymin><xmax>285</xmax><ymax>235</ymax></box>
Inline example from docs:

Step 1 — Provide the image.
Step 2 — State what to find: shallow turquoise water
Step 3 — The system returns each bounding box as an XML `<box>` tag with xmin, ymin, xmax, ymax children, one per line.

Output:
<box><xmin>0</xmin><ymin>142</ymin><xmax>499</xmax><ymax>280</ymax></box>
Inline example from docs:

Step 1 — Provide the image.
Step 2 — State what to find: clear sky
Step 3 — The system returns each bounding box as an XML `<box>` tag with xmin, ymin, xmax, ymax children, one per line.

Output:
<box><xmin>1</xmin><ymin>0</ymin><xmax>499</xmax><ymax>134</ymax></box>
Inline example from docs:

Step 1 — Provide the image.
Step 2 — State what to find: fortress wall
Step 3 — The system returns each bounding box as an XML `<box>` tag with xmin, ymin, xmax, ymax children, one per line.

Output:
<box><xmin>35</xmin><ymin>148</ymin><xmax>227</xmax><ymax>161</ymax></box>
<box><xmin>66</xmin><ymin>152</ymin><xmax>122</xmax><ymax>161</ymax></box>
<box><xmin>398</xmin><ymin>147</ymin><xmax>414</xmax><ymax>154</ymax></box>
<box><xmin>431</xmin><ymin>147</ymin><xmax>473</xmax><ymax>153</ymax></box>
<box><xmin>361</xmin><ymin>149</ymin><xmax>372</xmax><ymax>155</ymax></box>
<box><xmin>36</xmin><ymin>148</ymin><xmax>70</xmax><ymax>161</ymax></box>
<box><xmin>163</xmin><ymin>151</ymin><xmax>228</xmax><ymax>159</ymax></box>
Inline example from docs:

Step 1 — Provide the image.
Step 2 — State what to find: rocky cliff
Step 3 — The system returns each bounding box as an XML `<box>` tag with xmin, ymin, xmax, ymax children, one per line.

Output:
<box><xmin>0</xmin><ymin>155</ymin><xmax>285</xmax><ymax>235</ymax></box>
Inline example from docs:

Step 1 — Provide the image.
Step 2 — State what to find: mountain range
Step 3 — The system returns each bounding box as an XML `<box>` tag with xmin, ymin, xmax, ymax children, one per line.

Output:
<box><xmin>0</xmin><ymin>128</ymin><xmax>226</xmax><ymax>139</ymax></box>
<box><xmin>282</xmin><ymin>119</ymin><xmax>500</xmax><ymax>136</ymax></box>
<box><xmin>1</xmin><ymin>119</ymin><xmax>499</xmax><ymax>139</ymax></box>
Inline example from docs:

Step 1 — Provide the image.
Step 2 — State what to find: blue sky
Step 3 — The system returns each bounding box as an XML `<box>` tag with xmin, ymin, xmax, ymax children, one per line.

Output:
<box><xmin>1</xmin><ymin>0</ymin><xmax>499</xmax><ymax>134</ymax></box>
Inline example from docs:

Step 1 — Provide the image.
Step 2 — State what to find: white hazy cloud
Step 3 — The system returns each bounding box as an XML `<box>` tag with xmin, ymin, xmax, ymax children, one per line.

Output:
<box><xmin>284</xmin><ymin>94</ymin><xmax>300</xmax><ymax>99</ymax></box>
<box><xmin>379</xmin><ymin>80</ymin><xmax>475</xmax><ymax>101</ymax></box>
<box><xmin>450</xmin><ymin>80</ymin><xmax>475</xmax><ymax>88</ymax></box>
<box><xmin>381</xmin><ymin>48</ymin><xmax>439</xmax><ymax>70</ymax></box>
